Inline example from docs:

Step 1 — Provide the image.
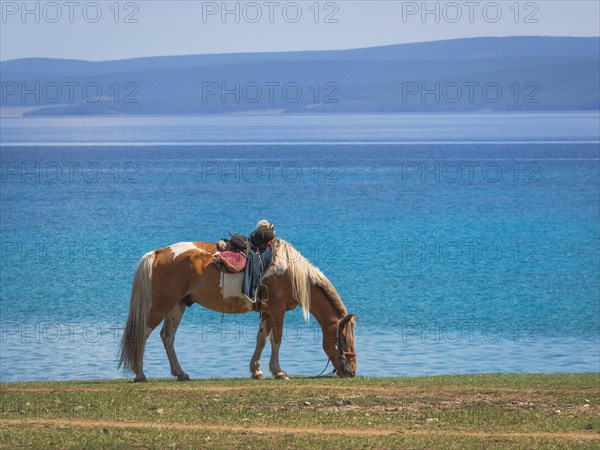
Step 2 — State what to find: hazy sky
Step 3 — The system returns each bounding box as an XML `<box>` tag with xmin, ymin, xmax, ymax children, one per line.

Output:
<box><xmin>1</xmin><ymin>1</ymin><xmax>599</xmax><ymax>61</ymax></box>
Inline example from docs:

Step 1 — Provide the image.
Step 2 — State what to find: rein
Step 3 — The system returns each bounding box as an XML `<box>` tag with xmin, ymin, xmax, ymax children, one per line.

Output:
<box><xmin>311</xmin><ymin>358</ymin><xmax>336</xmax><ymax>378</ymax></box>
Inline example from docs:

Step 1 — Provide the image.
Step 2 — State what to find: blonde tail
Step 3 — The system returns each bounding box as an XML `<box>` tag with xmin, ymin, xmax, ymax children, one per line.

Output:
<box><xmin>118</xmin><ymin>251</ymin><xmax>155</xmax><ymax>372</ymax></box>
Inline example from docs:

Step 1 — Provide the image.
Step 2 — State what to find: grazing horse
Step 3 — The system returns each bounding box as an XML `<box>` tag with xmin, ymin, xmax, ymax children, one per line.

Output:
<box><xmin>118</xmin><ymin>239</ymin><xmax>358</xmax><ymax>381</ymax></box>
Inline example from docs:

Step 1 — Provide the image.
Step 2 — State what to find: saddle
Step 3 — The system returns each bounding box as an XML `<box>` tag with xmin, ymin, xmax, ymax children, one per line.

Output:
<box><xmin>213</xmin><ymin>233</ymin><xmax>249</xmax><ymax>273</ymax></box>
<box><xmin>214</xmin><ymin>250</ymin><xmax>246</xmax><ymax>273</ymax></box>
<box><xmin>212</xmin><ymin>232</ymin><xmax>275</xmax><ymax>303</ymax></box>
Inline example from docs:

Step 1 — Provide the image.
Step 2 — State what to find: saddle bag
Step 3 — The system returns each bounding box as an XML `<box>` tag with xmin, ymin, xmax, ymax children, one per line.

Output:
<box><xmin>229</xmin><ymin>232</ymin><xmax>249</xmax><ymax>255</ymax></box>
<box><xmin>249</xmin><ymin>226</ymin><xmax>275</xmax><ymax>248</ymax></box>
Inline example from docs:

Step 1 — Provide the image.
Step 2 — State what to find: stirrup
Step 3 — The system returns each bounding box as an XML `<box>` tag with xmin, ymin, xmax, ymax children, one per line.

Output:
<box><xmin>247</xmin><ymin>285</ymin><xmax>268</xmax><ymax>309</ymax></box>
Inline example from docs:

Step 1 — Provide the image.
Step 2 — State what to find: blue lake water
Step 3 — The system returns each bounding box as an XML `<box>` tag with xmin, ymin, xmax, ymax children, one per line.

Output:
<box><xmin>1</xmin><ymin>113</ymin><xmax>599</xmax><ymax>381</ymax></box>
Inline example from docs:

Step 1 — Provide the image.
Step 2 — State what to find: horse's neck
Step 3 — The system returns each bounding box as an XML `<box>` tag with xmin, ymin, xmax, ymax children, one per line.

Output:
<box><xmin>310</xmin><ymin>286</ymin><xmax>342</xmax><ymax>333</ymax></box>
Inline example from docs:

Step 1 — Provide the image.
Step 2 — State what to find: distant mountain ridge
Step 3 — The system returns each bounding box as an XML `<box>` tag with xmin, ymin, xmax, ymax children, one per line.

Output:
<box><xmin>1</xmin><ymin>36</ymin><xmax>598</xmax><ymax>115</ymax></box>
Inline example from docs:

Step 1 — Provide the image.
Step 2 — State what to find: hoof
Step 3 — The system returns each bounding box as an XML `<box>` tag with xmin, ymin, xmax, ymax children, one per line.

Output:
<box><xmin>134</xmin><ymin>375</ymin><xmax>147</xmax><ymax>383</ymax></box>
<box><xmin>274</xmin><ymin>372</ymin><xmax>290</xmax><ymax>380</ymax></box>
<box><xmin>251</xmin><ymin>372</ymin><xmax>265</xmax><ymax>380</ymax></box>
<box><xmin>176</xmin><ymin>373</ymin><xmax>191</xmax><ymax>381</ymax></box>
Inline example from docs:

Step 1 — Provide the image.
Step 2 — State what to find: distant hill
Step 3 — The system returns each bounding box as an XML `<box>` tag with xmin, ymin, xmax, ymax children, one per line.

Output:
<box><xmin>1</xmin><ymin>36</ymin><xmax>598</xmax><ymax>115</ymax></box>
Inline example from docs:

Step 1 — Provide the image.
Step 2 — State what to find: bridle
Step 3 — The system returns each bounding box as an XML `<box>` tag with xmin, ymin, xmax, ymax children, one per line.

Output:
<box><xmin>311</xmin><ymin>314</ymin><xmax>356</xmax><ymax>378</ymax></box>
<box><xmin>335</xmin><ymin>314</ymin><xmax>356</xmax><ymax>373</ymax></box>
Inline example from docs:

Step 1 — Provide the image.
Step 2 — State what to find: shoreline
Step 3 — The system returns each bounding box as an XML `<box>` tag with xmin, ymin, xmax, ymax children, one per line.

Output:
<box><xmin>1</xmin><ymin>371</ymin><xmax>599</xmax><ymax>386</ymax></box>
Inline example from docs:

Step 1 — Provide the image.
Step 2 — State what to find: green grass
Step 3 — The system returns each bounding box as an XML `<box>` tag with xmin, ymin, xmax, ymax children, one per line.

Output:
<box><xmin>1</xmin><ymin>374</ymin><xmax>599</xmax><ymax>449</ymax></box>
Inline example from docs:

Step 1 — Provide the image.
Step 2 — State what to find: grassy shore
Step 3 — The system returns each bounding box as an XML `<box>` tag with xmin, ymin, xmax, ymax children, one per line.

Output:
<box><xmin>1</xmin><ymin>373</ymin><xmax>599</xmax><ymax>449</ymax></box>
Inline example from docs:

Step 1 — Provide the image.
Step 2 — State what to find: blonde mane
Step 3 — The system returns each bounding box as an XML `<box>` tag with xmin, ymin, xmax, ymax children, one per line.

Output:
<box><xmin>273</xmin><ymin>239</ymin><xmax>347</xmax><ymax>322</ymax></box>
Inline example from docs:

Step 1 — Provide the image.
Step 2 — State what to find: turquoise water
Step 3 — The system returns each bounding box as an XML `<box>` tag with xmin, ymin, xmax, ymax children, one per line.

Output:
<box><xmin>1</xmin><ymin>113</ymin><xmax>599</xmax><ymax>380</ymax></box>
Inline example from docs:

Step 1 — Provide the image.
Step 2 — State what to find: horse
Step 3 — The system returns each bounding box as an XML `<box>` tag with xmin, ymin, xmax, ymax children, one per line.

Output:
<box><xmin>118</xmin><ymin>238</ymin><xmax>358</xmax><ymax>381</ymax></box>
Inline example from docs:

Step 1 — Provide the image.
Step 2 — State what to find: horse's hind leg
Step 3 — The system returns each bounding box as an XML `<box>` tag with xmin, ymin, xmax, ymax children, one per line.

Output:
<box><xmin>160</xmin><ymin>301</ymin><xmax>190</xmax><ymax>381</ymax></box>
<box><xmin>250</xmin><ymin>313</ymin><xmax>272</xmax><ymax>380</ymax></box>
<box><xmin>132</xmin><ymin>326</ymin><xmax>153</xmax><ymax>382</ymax></box>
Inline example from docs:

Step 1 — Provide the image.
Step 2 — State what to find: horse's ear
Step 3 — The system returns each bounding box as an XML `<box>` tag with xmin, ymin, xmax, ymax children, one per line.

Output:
<box><xmin>340</xmin><ymin>314</ymin><xmax>357</xmax><ymax>326</ymax></box>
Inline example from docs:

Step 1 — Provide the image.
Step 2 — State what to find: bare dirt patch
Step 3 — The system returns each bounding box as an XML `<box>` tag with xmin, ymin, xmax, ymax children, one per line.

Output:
<box><xmin>1</xmin><ymin>418</ymin><xmax>599</xmax><ymax>441</ymax></box>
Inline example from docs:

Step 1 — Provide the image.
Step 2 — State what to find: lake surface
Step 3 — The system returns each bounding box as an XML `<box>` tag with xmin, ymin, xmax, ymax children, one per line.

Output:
<box><xmin>1</xmin><ymin>113</ymin><xmax>599</xmax><ymax>381</ymax></box>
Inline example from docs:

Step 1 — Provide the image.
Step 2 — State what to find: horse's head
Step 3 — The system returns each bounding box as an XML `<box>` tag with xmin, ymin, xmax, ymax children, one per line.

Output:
<box><xmin>333</xmin><ymin>313</ymin><xmax>358</xmax><ymax>377</ymax></box>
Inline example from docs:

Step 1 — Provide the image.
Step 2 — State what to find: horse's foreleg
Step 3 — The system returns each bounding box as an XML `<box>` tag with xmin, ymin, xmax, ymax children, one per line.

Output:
<box><xmin>268</xmin><ymin>313</ymin><xmax>289</xmax><ymax>380</ymax></box>
<box><xmin>249</xmin><ymin>313</ymin><xmax>272</xmax><ymax>379</ymax></box>
<box><xmin>160</xmin><ymin>302</ymin><xmax>190</xmax><ymax>381</ymax></box>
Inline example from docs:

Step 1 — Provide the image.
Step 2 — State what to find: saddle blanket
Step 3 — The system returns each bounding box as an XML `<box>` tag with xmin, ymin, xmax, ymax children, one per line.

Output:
<box><xmin>214</xmin><ymin>250</ymin><xmax>247</xmax><ymax>273</ymax></box>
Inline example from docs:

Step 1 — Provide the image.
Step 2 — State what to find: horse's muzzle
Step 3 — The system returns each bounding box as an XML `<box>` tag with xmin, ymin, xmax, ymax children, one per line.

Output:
<box><xmin>336</xmin><ymin>369</ymin><xmax>356</xmax><ymax>378</ymax></box>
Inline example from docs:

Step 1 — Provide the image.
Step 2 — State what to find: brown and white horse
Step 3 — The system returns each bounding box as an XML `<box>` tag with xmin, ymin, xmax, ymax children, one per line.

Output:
<box><xmin>118</xmin><ymin>239</ymin><xmax>358</xmax><ymax>381</ymax></box>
